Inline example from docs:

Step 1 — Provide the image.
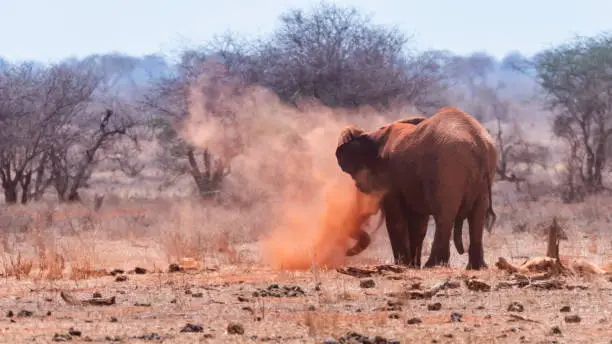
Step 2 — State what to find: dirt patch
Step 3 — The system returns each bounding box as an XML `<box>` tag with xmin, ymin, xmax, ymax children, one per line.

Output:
<box><xmin>2</xmin><ymin>261</ymin><xmax>609</xmax><ymax>344</ymax></box>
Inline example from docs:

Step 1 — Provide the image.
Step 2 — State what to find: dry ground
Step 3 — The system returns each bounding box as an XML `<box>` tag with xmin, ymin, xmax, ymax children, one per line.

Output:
<box><xmin>0</xmin><ymin>257</ymin><xmax>610</xmax><ymax>344</ymax></box>
<box><xmin>0</xmin><ymin>189</ymin><xmax>611</xmax><ymax>344</ymax></box>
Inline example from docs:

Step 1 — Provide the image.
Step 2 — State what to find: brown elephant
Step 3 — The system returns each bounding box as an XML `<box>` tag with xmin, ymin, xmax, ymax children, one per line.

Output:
<box><xmin>335</xmin><ymin>106</ymin><xmax>497</xmax><ymax>270</ymax></box>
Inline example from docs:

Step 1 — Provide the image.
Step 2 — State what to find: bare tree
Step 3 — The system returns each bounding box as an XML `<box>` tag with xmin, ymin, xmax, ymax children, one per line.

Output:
<box><xmin>534</xmin><ymin>33</ymin><xmax>612</xmax><ymax>196</ymax></box>
<box><xmin>467</xmin><ymin>82</ymin><xmax>551</xmax><ymax>193</ymax></box>
<box><xmin>0</xmin><ymin>57</ymin><xmax>140</xmax><ymax>204</ymax></box>
<box><xmin>149</xmin><ymin>114</ymin><xmax>230</xmax><ymax>197</ymax></box>
<box><xmin>554</xmin><ymin>116</ymin><xmax>587</xmax><ymax>203</ymax></box>
<box><xmin>208</xmin><ymin>2</ymin><xmax>449</xmax><ymax>112</ymax></box>
<box><xmin>0</xmin><ymin>61</ymin><xmax>102</xmax><ymax>204</ymax></box>
<box><xmin>107</xmin><ymin>136</ymin><xmax>145</xmax><ymax>178</ymax></box>
<box><xmin>494</xmin><ymin>118</ymin><xmax>549</xmax><ymax>190</ymax></box>
<box><xmin>142</xmin><ymin>54</ymin><xmax>233</xmax><ymax>198</ymax></box>
<box><xmin>445</xmin><ymin>52</ymin><xmax>497</xmax><ymax>111</ymax></box>
<box><xmin>48</xmin><ymin>107</ymin><xmax>137</xmax><ymax>202</ymax></box>
<box><xmin>140</xmin><ymin>2</ymin><xmax>458</xmax><ymax>197</ymax></box>
<box><xmin>0</xmin><ymin>62</ymin><xmax>44</xmax><ymax>203</ymax></box>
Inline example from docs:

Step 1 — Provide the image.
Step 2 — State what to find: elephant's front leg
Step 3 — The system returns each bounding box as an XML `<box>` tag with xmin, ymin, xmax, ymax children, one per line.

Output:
<box><xmin>406</xmin><ymin>213</ymin><xmax>429</xmax><ymax>268</ymax></box>
<box><xmin>423</xmin><ymin>216</ymin><xmax>453</xmax><ymax>268</ymax></box>
<box><xmin>382</xmin><ymin>194</ymin><xmax>411</xmax><ymax>265</ymax></box>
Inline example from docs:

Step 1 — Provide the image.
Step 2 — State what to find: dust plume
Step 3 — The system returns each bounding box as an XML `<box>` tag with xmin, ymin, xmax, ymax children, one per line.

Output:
<box><xmin>261</xmin><ymin>176</ymin><xmax>385</xmax><ymax>270</ymax></box>
<box><xmin>180</xmin><ymin>64</ymin><xmax>400</xmax><ymax>270</ymax></box>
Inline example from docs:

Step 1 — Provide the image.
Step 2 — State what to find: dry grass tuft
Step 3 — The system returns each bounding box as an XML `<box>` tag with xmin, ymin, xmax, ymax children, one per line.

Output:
<box><xmin>2</xmin><ymin>252</ymin><xmax>33</xmax><ymax>280</ymax></box>
<box><xmin>69</xmin><ymin>258</ymin><xmax>103</xmax><ymax>281</ymax></box>
<box><xmin>35</xmin><ymin>249</ymin><xmax>65</xmax><ymax>281</ymax></box>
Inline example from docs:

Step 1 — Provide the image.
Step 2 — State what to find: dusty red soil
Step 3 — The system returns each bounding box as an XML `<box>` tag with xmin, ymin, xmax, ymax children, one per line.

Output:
<box><xmin>1</xmin><ymin>262</ymin><xmax>610</xmax><ymax>344</ymax></box>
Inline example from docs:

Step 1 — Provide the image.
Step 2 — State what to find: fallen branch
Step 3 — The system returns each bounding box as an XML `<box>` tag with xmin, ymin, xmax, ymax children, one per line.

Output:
<box><xmin>387</xmin><ymin>280</ymin><xmax>451</xmax><ymax>299</ymax></box>
<box><xmin>526</xmin><ymin>279</ymin><xmax>565</xmax><ymax>290</ymax></box>
<box><xmin>508</xmin><ymin>314</ymin><xmax>541</xmax><ymax>323</ymax></box>
<box><xmin>495</xmin><ymin>257</ymin><xmax>520</xmax><ymax>273</ymax></box>
<box><xmin>337</xmin><ymin>264</ymin><xmax>407</xmax><ymax>278</ymax></box>
<box><xmin>570</xmin><ymin>259</ymin><xmax>608</xmax><ymax>275</ymax></box>
<box><xmin>496</xmin><ymin>217</ymin><xmax>609</xmax><ymax>277</ymax></box>
<box><xmin>496</xmin><ymin>256</ymin><xmax>608</xmax><ymax>277</ymax></box>
<box><xmin>60</xmin><ymin>291</ymin><xmax>116</xmax><ymax>306</ymax></box>
<box><xmin>495</xmin><ymin>256</ymin><xmax>568</xmax><ymax>275</ymax></box>
<box><xmin>513</xmin><ymin>272</ymin><xmax>555</xmax><ymax>281</ymax></box>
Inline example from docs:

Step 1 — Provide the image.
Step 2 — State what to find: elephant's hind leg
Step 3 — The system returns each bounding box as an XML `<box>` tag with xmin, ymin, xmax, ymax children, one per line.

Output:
<box><xmin>423</xmin><ymin>216</ymin><xmax>454</xmax><ymax>268</ymax></box>
<box><xmin>465</xmin><ymin>196</ymin><xmax>488</xmax><ymax>270</ymax></box>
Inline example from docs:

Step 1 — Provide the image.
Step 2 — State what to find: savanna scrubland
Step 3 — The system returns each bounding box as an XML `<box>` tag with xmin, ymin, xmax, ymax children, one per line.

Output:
<box><xmin>0</xmin><ymin>2</ymin><xmax>610</xmax><ymax>343</ymax></box>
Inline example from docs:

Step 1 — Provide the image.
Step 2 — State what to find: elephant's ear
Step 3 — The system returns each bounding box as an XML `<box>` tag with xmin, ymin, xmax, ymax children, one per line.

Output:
<box><xmin>396</xmin><ymin>116</ymin><xmax>428</xmax><ymax>126</ymax></box>
<box><xmin>337</xmin><ymin>126</ymin><xmax>366</xmax><ymax>146</ymax></box>
<box><xmin>335</xmin><ymin>126</ymin><xmax>379</xmax><ymax>175</ymax></box>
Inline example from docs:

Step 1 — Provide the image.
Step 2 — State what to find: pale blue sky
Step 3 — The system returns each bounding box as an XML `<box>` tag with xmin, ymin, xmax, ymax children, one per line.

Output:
<box><xmin>1</xmin><ymin>0</ymin><xmax>610</xmax><ymax>63</ymax></box>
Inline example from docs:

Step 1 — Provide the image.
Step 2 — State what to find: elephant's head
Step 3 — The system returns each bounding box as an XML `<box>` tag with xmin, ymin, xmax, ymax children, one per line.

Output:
<box><xmin>335</xmin><ymin>126</ymin><xmax>388</xmax><ymax>195</ymax></box>
<box><xmin>334</xmin><ymin>125</ymin><xmax>390</xmax><ymax>259</ymax></box>
<box><xmin>335</xmin><ymin>117</ymin><xmax>427</xmax><ymax>194</ymax></box>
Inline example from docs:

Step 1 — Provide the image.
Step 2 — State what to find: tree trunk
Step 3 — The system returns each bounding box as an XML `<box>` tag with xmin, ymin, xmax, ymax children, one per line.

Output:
<box><xmin>53</xmin><ymin>177</ymin><xmax>68</xmax><ymax>203</ymax></box>
<box><xmin>56</xmin><ymin>181</ymin><xmax>82</xmax><ymax>203</ymax></box>
<box><xmin>186</xmin><ymin>148</ymin><xmax>227</xmax><ymax>199</ymax></box>
<box><xmin>547</xmin><ymin>217</ymin><xmax>560</xmax><ymax>259</ymax></box>
<box><xmin>67</xmin><ymin>190</ymin><xmax>81</xmax><ymax>202</ymax></box>
<box><xmin>3</xmin><ymin>183</ymin><xmax>18</xmax><ymax>204</ymax></box>
<box><xmin>585</xmin><ymin>152</ymin><xmax>594</xmax><ymax>190</ymax></box>
<box><xmin>563</xmin><ymin>143</ymin><xmax>579</xmax><ymax>203</ymax></box>
<box><xmin>20</xmin><ymin>172</ymin><xmax>32</xmax><ymax>204</ymax></box>
<box><xmin>593</xmin><ymin>139</ymin><xmax>606</xmax><ymax>191</ymax></box>
<box><xmin>63</xmin><ymin>158</ymin><xmax>92</xmax><ymax>203</ymax></box>
<box><xmin>32</xmin><ymin>153</ymin><xmax>49</xmax><ymax>201</ymax></box>
<box><xmin>56</xmin><ymin>191</ymin><xmax>66</xmax><ymax>202</ymax></box>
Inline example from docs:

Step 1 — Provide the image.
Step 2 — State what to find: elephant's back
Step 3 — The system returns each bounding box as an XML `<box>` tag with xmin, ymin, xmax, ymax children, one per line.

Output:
<box><xmin>411</xmin><ymin>107</ymin><xmax>496</xmax><ymax>179</ymax></box>
<box><xmin>385</xmin><ymin>106</ymin><xmax>496</xmax><ymax>171</ymax></box>
<box><xmin>414</xmin><ymin>107</ymin><xmax>488</xmax><ymax>143</ymax></box>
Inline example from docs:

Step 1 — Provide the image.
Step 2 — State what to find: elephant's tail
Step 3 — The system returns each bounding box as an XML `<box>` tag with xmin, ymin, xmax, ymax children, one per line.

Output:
<box><xmin>484</xmin><ymin>171</ymin><xmax>497</xmax><ymax>233</ymax></box>
<box><xmin>453</xmin><ymin>219</ymin><xmax>465</xmax><ymax>255</ymax></box>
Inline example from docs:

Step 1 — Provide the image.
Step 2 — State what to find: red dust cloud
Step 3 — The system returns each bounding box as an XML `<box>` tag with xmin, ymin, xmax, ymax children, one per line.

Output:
<box><xmin>180</xmin><ymin>63</ymin><xmax>400</xmax><ymax>271</ymax></box>
<box><xmin>260</xmin><ymin>176</ymin><xmax>384</xmax><ymax>270</ymax></box>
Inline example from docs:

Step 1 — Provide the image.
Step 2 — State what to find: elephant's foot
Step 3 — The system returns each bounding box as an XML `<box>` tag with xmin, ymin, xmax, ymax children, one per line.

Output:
<box><xmin>423</xmin><ymin>255</ymin><xmax>450</xmax><ymax>268</ymax></box>
<box><xmin>393</xmin><ymin>255</ymin><xmax>420</xmax><ymax>269</ymax></box>
<box><xmin>404</xmin><ymin>260</ymin><xmax>421</xmax><ymax>269</ymax></box>
<box><xmin>466</xmin><ymin>248</ymin><xmax>487</xmax><ymax>270</ymax></box>
<box><xmin>466</xmin><ymin>261</ymin><xmax>488</xmax><ymax>270</ymax></box>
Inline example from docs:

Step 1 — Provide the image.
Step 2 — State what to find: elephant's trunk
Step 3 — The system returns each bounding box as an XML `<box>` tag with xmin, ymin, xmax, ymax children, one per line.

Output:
<box><xmin>345</xmin><ymin>229</ymin><xmax>371</xmax><ymax>256</ymax></box>
<box><xmin>345</xmin><ymin>206</ymin><xmax>386</xmax><ymax>257</ymax></box>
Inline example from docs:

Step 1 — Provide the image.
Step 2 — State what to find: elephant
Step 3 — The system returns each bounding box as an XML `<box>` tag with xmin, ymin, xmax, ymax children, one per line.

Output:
<box><xmin>335</xmin><ymin>106</ymin><xmax>497</xmax><ymax>270</ymax></box>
